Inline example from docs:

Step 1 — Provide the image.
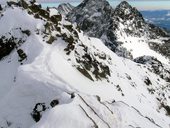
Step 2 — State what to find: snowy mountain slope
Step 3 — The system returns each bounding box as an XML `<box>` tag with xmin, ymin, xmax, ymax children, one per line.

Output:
<box><xmin>0</xmin><ymin>5</ymin><xmax>44</xmax><ymax>100</ymax></box>
<box><xmin>112</xmin><ymin>1</ymin><xmax>170</xmax><ymax>63</ymax></box>
<box><xmin>0</xmin><ymin>1</ymin><xmax>170</xmax><ymax>128</ymax></box>
<box><xmin>68</xmin><ymin>0</ymin><xmax>170</xmax><ymax>64</ymax></box>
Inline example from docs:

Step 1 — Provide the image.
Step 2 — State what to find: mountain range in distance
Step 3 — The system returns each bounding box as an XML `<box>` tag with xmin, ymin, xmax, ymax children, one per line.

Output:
<box><xmin>41</xmin><ymin>2</ymin><xmax>170</xmax><ymax>31</ymax></box>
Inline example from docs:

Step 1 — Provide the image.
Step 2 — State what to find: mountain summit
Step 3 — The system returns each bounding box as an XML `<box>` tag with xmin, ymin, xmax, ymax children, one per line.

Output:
<box><xmin>115</xmin><ymin>1</ymin><xmax>133</xmax><ymax>10</ymax></box>
<box><xmin>113</xmin><ymin>1</ymin><xmax>145</xmax><ymax>27</ymax></box>
<box><xmin>68</xmin><ymin>0</ymin><xmax>114</xmax><ymax>37</ymax></box>
<box><xmin>113</xmin><ymin>1</ymin><xmax>167</xmax><ymax>38</ymax></box>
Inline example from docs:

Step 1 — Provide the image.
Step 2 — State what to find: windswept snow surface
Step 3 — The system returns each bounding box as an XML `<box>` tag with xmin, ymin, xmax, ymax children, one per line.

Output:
<box><xmin>0</xmin><ymin>2</ymin><xmax>170</xmax><ymax>128</ymax></box>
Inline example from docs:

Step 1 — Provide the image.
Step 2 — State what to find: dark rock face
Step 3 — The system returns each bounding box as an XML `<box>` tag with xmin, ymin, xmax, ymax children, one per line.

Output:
<box><xmin>68</xmin><ymin>0</ymin><xmax>114</xmax><ymax>40</ymax></box>
<box><xmin>0</xmin><ymin>36</ymin><xmax>16</xmax><ymax>60</ymax></box>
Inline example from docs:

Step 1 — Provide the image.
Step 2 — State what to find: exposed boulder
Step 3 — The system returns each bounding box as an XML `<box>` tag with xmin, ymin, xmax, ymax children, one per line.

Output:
<box><xmin>31</xmin><ymin>103</ymin><xmax>47</xmax><ymax>122</ymax></box>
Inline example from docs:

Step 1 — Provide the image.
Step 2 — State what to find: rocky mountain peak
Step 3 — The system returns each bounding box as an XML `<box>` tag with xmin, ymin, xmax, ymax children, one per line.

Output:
<box><xmin>57</xmin><ymin>3</ymin><xmax>74</xmax><ymax>15</ymax></box>
<box><xmin>113</xmin><ymin>0</ymin><xmax>144</xmax><ymax>24</ymax></box>
<box><xmin>68</xmin><ymin>0</ymin><xmax>114</xmax><ymax>38</ymax></box>
<box><xmin>116</xmin><ymin>1</ymin><xmax>132</xmax><ymax>9</ymax></box>
<box><xmin>78</xmin><ymin>0</ymin><xmax>109</xmax><ymax>8</ymax></box>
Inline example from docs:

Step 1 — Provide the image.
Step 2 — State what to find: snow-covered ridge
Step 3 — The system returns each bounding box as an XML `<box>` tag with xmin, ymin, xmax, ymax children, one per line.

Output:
<box><xmin>0</xmin><ymin>0</ymin><xmax>170</xmax><ymax>128</ymax></box>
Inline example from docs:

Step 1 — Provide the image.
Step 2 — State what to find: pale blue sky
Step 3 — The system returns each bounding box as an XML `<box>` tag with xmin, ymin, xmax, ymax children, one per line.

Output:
<box><xmin>39</xmin><ymin>0</ymin><xmax>170</xmax><ymax>10</ymax></box>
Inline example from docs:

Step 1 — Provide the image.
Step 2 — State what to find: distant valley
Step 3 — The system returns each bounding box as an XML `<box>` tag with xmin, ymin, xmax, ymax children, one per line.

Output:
<box><xmin>141</xmin><ymin>10</ymin><xmax>170</xmax><ymax>31</ymax></box>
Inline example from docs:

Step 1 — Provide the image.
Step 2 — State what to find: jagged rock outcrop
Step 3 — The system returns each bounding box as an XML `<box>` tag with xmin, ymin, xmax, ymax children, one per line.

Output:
<box><xmin>134</xmin><ymin>56</ymin><xmax>170</xmax><ymax>82</ymax></box>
